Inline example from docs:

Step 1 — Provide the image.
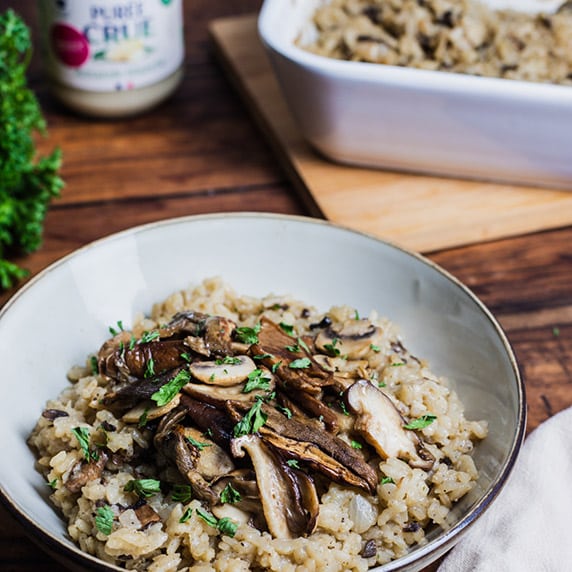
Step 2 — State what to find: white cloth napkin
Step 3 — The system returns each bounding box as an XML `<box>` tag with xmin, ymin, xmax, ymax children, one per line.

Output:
<box><xmin>439</xmin><ymin>406</ymin><xmax>572</xmax><ymax>572</ymax></box>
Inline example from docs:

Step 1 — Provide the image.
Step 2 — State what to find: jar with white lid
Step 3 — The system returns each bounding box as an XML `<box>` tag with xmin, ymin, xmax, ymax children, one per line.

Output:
<box><xmin>38</xmin><ymin>0</ymin><xmax>185</xmax><ymax>118</ymax></box>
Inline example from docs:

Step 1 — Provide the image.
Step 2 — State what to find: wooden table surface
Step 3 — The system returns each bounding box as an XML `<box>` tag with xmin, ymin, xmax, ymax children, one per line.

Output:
<box><xmin>1</xmin><ymin>1</ymin><xmax>571</xmax><ymax>570</ymax></box>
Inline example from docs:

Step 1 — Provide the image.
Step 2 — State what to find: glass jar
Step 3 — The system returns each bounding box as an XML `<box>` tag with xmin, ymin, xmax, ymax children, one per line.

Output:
<box><xmin>38</xmin><ymin>0</ymin><xmax>185</xmax><ymax>118</ymax></box>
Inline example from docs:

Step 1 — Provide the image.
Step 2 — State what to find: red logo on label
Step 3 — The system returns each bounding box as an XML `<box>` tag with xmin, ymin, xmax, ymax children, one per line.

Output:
<box><xmin>51</xmin><ymin>23</ymin><xmax>90</xmax><ymax>67</ymax></box>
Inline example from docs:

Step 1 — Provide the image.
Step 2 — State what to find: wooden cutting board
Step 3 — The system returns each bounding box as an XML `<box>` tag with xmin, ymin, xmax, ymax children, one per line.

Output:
<box><xmin>209</xmin><ymin>14</ymin><xmax>572</xmax><ymax>253</ymax></box>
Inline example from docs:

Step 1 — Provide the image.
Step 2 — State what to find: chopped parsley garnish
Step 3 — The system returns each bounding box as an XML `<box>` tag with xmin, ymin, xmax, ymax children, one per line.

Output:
<box><xmin>339</xmin><ymin>399</ymin><xmax>350</xmax><ymax>416</ymax></box>
<box><xmin>553</xmin><ymin>326</ymin><xmax>560</xmax><ymax>337</ymax></box>
<box><xmin>172</xmin><ymin>484</ymin><xmax>193</xmax><ymax>503</ymax></box>
<box><xmin>220</xmin><ymin>483</ymin><xmax>241</xmax><ymax>504</ymax></box>
<box><xmin>179</xmin><ymin>507</ymin><xmax>193</xmax><ymax>523</ymax></box>
<box><xmin>180</xmin><ymin>352</ymin><xmax>192</xmax><ymax>362</ymax></box>
<box><xmin>215</xmin><ymin>356</ymin><xmax>242</xmax><ymax>365</ymax></box>
<box><xmin>289</xmin><ymin>357</ymin><xmax>311</xmax><ymax>369</ymax></box>
<box><xmin>186</xmin><ymin>435</ymin><xmax>212</xmax><ymax>451</ymax></box>
<box><xmin>380</xmin><ymin>476</ymin><xmax>395</xmax><ymax>485</ymax></box>
<box><xmin>151</xmin><ymin>369</ymin><xmax>190</xmax><ymax>407</ymax></box>
<box><xmin>324</xmin><ymin>338</ymin><xmax>341</xmax><ymax>356</ymax></box>
<box><xmin>253</xmin><ymin>353</ymin><xmax>272</xmax><ymax>361</ymax></box>
<box><xmin>279</xmin><ymin>322</ymin><xmax>294</xmax><ymax>336</ymax></box>
<box><xmin>271</xmin><ymin>360</ymin><xmax>282</xmax><ymax>373</ymax></box>
<box><xmin>138</xmin><ymin>408</ymin><xmax>149</xmax><ymax>429</ymax></box>
<box><xmin>286</xmin><ymin>459</ymin><xmax>301</xmax><ymax>469</ymax></box>
<box><xmin>354</xmin><ymin>310</ymin><xmax>360</xmax><ymax>320</ymax></box>
<box><xmin>144</xmin><ymin>358</ymin><xmax>155</xmax><ymax>378</ymax></box>
<box><xmin>129</xmin><ymin>335</ymin><xmax>137</xmax><ymax>350</ymax></box>
<box><xmin>46</xmin><ymin>478</ymin><xmax>58</xmax><ymax>489</ymax></box>
<box><xmin>108</xmin><ymin>320</ymin><xmax>124</xmax><ymax>336</ymax></box>
<box><xmin>391</xmin><ymin>362</ymin><xmax>405</xmax><ymax>367</ymax></box>
<box><xmin>351</xmin><ymin>440</ymin><xmax>363</xmax><ymax>449</ymax></box>
<box><xmin>285</xmin><ymin>343</ymin><xmax>300</xmax><ymax>353</ymax></box>
<box><xmin>235</xmin><ymin>323</ymin><xmax>261</xmax><ymax>345</ymax></box>
<box><xmin>378</xmin><ymin>381</ymin><xmax>387</xmax><ymax>388</ymax></box>
<box><xmin>71</xmin><ymin>426</ymin><xmax>98</xmax><ymax>461</ymax></box>
<box><xmin>370</xmin><ymin>344</ymin><xmax>381</xmax><ymax>353</ymax></box>
<box><xmin>95</xmin><ymin>505</ymin><xmax>114</xmax><ymax>535</ymax></box>
<box><xmin>243</xmin><ymin>369</ymin><xmax>272</xmax><ymax>393</ymax></box>
<box><xmin>403</xmin><ymin>414</ymin><xmax>437</xmax><ymax>430</ymax></box>
<box><xmin>140</xmin><ymin>330</ymin><xmax>160</xmax><ymax>344</ymax></box>
<box><xmin>233</xmin><ymin>397</ymin><xmax>268</xmax><ymax>437</ymax></box>
<box><xmin>89</xmin><ymin>355</ymin><xmax>98</xmax><ymax>375</ymax></box>
<box><xmin>276</xmin><ymin>405</ymin><xmax>293</xmax><ymax>419</ymax></box>
<box><xmin>124</xmin><ymin>478</ymin><xmax>161</xmax><ymax>499</ymax></box>
<box><xmin>297</xmin><ymin>337</ymin><xmax>311</xmax><ymax>353</ymax></box>
<box><xmin>196</xmin><ymin>508</ymin><xmax>238</xmax><ymax>537</ymax></box>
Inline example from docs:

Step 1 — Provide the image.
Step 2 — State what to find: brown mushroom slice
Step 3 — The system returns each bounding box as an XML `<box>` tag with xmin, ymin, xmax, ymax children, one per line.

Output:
<box><xmin>159</xmin><ymin>312</ymin><xmax>236</xmax><ymax>357</ymax></box>
<box><xmin>180</xmin><ymin>426</ymin><xmax>235</xmax><ymax>480</ymax></box>
<box><xmin>122</xmin><ymin>394</ymin><xmax>181</xmax><ymax>424</ymax></box>
<box><xmin>183</xmin><ymin>372</ymin><xmax>275</xmax><ymax>407</ymax></box>
<box><xmin>315</xmin><ymin>319</ymin><xmax>382</xmax><ymax>360</ymax></box>
<box><xmin>259</xmin><ymin>405</ymin><xmax>378</xmax><ymax>493</ymax></box>
<box><xmin>231</xmin><ymin>435</ymin><xmax>319</xmax><ymax>539</ymax></box>
<box><xmin>346</xmin><ymin>379</ymin><xmax>435</xmax><ymax>470</ymax></box>
<box><xmin>251</xmin><ymin>317</ymin><xmax>333</xmax><ymax>395</ymax></box>
<box><xmin>261</xmin><ymin>429</ymin><xmax>372</xmax><ymax>493</ymax></box>
<box><xmin>154</xmin><ymin>409</ymin><xmax>235</xmax><ymax>503</ymax></box>
<box><xmin>211</xmin><ymin>469</ymin><xmax>262</xmax><ymax>516</ymax></box>
<box><xmin>65</xmin><ymin>451</ymin><xmax>108</xmax><ymax>493</ymax></box>
<box><xmin>102</xmin><ymin>366</ymin><xmax>188</xmax><ymax>411</ymax></box>
<box><xmin>132</xmin><ymin>502</ymin><xmax>162</xmax><ymax>528</ymax></box>
<box><xmin>189</xmin><ymin>355</ymin><xmax>256</xmax><ymax>386</ymax></box>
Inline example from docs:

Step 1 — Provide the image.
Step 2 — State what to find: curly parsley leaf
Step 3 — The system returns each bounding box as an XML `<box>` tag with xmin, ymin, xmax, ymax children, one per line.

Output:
<box><xmin>124</xmin><ymin>478</ymin><xmax>161</xmax><ymax>499</ymax></box>
<box><xmin>71</xmin><ymin>426</ymin><xmax>98</xmax><ymax>461</ymax></box>
<box><xmin>151</xmin><ymin>369</ymin><xmax>190</xmax><ymax>406</ymax></box>
<box><xmin>403</xmin><ymin>414</ymin><xmax>437</xmax><ymax>430</ymax></box>
<box><xmin>235</xmin><ymin>323</ymin><xmax>261</xmax><ymax>345</ymax></box>
<box><xmin>243</xmin><ymin>369</ymin><xmax>272</xmax><ymax>393</ymax></box>
<box><xmin>289</xmin><ymin>357</ymin><xmax>311</xmax><ymax>369</ymax></box>
<box><xmin>95</xmin><ymin>505</ymin><xmax>114</xmax><ymax>535</ymax></box>
<box><xmin>220</xmin><ymin>483</ymin><xmax>241</xmax><ymax>504</ymax></box>
<box><xmin>233</xmin><ymin>396</ymin><xmax>267</xmax><ymax>437</ymax></box>
<box><xmin>196</xmin><ymin>508</ymin><xmax>238</xmax><ymax>537</ymax></box>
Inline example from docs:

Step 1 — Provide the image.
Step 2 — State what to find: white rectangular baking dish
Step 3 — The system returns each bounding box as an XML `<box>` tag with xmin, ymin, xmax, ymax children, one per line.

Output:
<box><xmin>258</xmin><ymin>0</ymin><xmax>572</xmax><ymax>188</ymax></box>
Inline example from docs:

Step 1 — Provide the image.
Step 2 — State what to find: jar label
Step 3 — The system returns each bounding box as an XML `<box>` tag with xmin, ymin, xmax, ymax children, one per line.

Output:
<box><xmin>40</xmin><ymin>0</ymin><xmax>184</xmax><ymax>92</ymax></box>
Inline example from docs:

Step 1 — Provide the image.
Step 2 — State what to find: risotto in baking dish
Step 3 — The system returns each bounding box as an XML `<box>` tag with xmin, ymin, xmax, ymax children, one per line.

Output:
<box><xmin>297</xmin><ymin>0</ymin><xmax>572</xmax><ymax>85</ymax></box>
<box><xmin>29</xmin><ymin>278</ymin><xmax>487</xmax><ymax>571</ymax></box>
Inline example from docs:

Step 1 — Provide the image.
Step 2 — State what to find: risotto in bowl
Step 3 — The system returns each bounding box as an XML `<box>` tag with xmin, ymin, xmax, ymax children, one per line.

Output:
<box><xmin>0</xmin><ymin>214</ymin><xmax>525</xmax><ymax>571</ymax></box>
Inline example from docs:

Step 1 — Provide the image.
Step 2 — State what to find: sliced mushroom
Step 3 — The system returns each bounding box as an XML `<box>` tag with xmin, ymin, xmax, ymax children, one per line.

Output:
<box><xmin>65</xmin><ymin>451</ymin><xmax>108</xmax><ymax>493</ymax></box>
<box><xmin>159</xmin><ymin>312</ymin><xmax>236</xmax><ymax>357</ymax></box>
<box><xmin>98</xmin><ymin>333</ymin><xmax>188</xmax><ymax>383</ymax></box>
<box><xmin>262</xmin><ymin>427</ymin><xmax>377</xmax><ymax>494</ymax></box>
<box><xmin>211</xmin><ymin>469</ymin><xmax>262</xmax><ymax>516</ymax></box>
<box><xmin>122</xmin><ymin>394</ymin><xmax>181</xmax><ymax>424</ymax></box>
<box><xmin>346</xmin><ymin>379</ymin><xmax>435</xmax><ymax>470</ymax></box>
<box><xmin>316</xmin><ymin>319</ymin><xmax>382</xmax><ymax>359</ymax></box>
<box><xmin>189</xmin><ymin>355</ymin><xmax>256</xmax><ymax>386</ymax></box>
<box><xmin>102</xmin><ymin>366</ymin><xmax>188</xmax><ymax>411</ymax></box>
<box><xmin>179</xmin><ymin>395</ymin><xmax>235</xmax><ymax>449</ymax></box>
<box><xmin>183</xmin><ymin>370</ymin><xmax>275</xmax><ymax>406</ymax></box>
<box><xmin>251</xmin><ymin>317</ymin><xmax>333</xmax><ymax>395</ymax></box>
<box><xmin>154</xmin><ymin>424</ymin><xmax>218</xmax><ymax>503</ymax></box>
<box><xmin>226</xmin><ymin>402</ymin><xmax>377</xmax><ymax>493</ymax></box>
<box><xmin>132</xmin><ymin>502</ymin><xmax>162</xmax><ymax>528</ymax></box>
<box><xmin>180</xmin><ymin>426</ymin><xmax>235</xmax><ymax>480</ymax></box>
<box><xmin>231</xmin><ymin>435</ymin><xmax>319</xmax><ymax>539</ymax></box>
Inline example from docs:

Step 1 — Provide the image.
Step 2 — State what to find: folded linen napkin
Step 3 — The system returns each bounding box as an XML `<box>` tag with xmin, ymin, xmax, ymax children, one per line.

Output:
<box><xmin>438</xmin><ymin>406</ymin><xmax>572</xmax><ymax>572</ymax></box>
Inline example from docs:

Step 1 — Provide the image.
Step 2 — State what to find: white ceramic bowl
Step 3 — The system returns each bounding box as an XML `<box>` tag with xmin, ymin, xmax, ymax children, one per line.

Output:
<box><xmin>0</xmin><ymin>214</ymin><xmax>525</xmax><ymax>571</ymax></box>
<box><xmin>258</xmin><ymin>0</ymin><xmax>572</xmax><ymax>188</ymax></box>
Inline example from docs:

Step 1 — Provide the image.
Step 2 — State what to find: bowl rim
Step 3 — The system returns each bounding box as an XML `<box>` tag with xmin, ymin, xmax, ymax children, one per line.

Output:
<box><xmin>0</xmin><ymin>212</ymin><xmax>527</xmax><ymax>571</ymax></box>
<box><xmin>258</xmin><ymin>0</ymin><xmax>572</xmax><ymax>104</ymax></box>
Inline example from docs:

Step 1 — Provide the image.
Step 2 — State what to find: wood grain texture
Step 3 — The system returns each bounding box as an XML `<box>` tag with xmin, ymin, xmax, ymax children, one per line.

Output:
<box><xmin>0</xmin><ymin>0</ymin><xmax>570</xmax><ymax>571</ymax></box>
<box><xmin>210</xmin><ymin>15</ymin><xmax>572</xmax><ymax>253</ymax></box>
